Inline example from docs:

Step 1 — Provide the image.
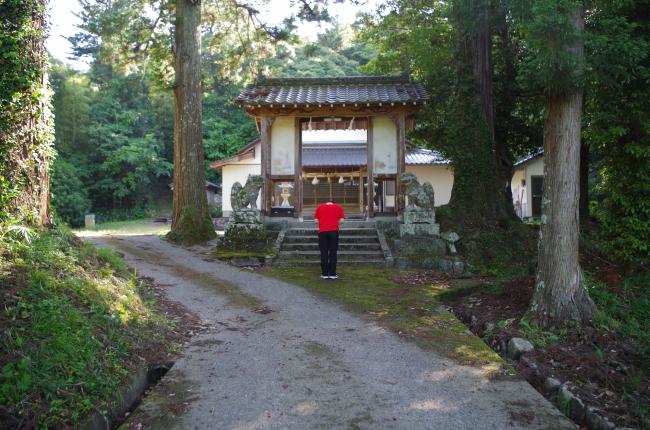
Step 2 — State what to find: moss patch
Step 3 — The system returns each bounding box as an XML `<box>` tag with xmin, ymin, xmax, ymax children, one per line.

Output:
<box><xmin>265</xmin><ymin>266</ymin><xmax>502</xmax><ymax>368</ymax></box>
<box><xmin>212</xmin><ymin>248</ymin><xmax>273</xmax><ymax>260</ymax></box>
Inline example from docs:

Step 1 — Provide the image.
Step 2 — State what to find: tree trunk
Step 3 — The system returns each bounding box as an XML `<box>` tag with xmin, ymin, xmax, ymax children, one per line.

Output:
<box><xmin>0</xmin><ymin>1</ymin><xmax>53</xmax><ymax>227</ymax></box>
<box><xmin>579</xmin><ymin>141</ymin><xmax>589</xmax><ymax>224</ymax></box>
<box><xmin>494</xmin><ymin>15</ymin><xmax>519</xmax><ymax>221</ymax></box>
<box><xmin>168</xmin><ymin>0</ymin><xmax>216</xmax><ymax>244</ymax></box>
<box><xmin>447</xmin><ymin>0</ymin><xmax>500</xmax><ymax>221</ymax></box>
<box><xmin>527</xmin><ymin>6</ymin><xmax>594</xmax><ymax>327</ymax></box>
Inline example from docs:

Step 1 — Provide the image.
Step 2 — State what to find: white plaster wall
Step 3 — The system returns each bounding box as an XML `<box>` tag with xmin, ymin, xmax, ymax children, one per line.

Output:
<box><xmin>372</xmin><ymin>116</ymin><xmax>398</xmax><ymax>174</ymax></box>
<box><xmin>405</xmin><ymin>165</ymin><xmax>454</xmax><ymax>207</ymax></box>
<box><xmin>511</xmin><ymin>168</ymin><xmax>527</xmax><ymax>218</ymax></box>
<box><xmin>221</xmin><ymin>142</ymin><xmax>262</xmax><ymax>216</ymax></box>
<box><xmin>271</xmin><ymin>116</ymin><xmax>295</xmax><ymax>175</ymax></box>
<box><xmin>511</xmin><ymin>156</ymin><xmax>545</xmax><ymax>218</ymax></box>
<box><xmin>526</xmin><ymin>157</ymin><xmax>545</xmax><ymax>218</ymax></box>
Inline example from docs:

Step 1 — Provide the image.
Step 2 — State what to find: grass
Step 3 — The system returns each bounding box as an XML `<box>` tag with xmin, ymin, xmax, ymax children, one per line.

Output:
<box><xmin>74</xmin><ymin>218</ymin><xmax>170</xmax><ymax>237</ymax></box>
<box><xmin>265</xmin><ymin>266</ymin><xmax>502</xmax><ymax>368</ymax></box>
<box><xmin>589</xmin><ymin>271</ymin><xmax>650</xmax><ymax>357</ymax></box>
<box><xmin>212</xmin><ymin>248</ymin><xmax>274</xmax><ymax>260</ymax></box>
<box><xmin>0</xmin><ymin>227</ymin><xmax>176</xmax><ymax>426</ymax></box>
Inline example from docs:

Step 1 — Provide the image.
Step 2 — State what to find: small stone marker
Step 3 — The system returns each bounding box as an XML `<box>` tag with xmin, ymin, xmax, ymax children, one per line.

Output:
<box><xmin>507</xmin><ymin>337</ymin><xmax>534</xmax><ymax>360</ymax></box>
<box><xmin>85</xmin><ymin>214</ymin><xmax>95</xmax><ymax>229</ymax></box>
<box><xmin>544</xmin><ymin>377</ymin><xmax>562</xmax><ymax>393</ymax></box>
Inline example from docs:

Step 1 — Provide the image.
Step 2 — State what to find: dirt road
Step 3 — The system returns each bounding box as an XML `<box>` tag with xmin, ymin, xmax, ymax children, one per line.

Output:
<box><xmin>89</xmin><ymin>233</ymin><xmax>574</xmax><ymax>430</ymax></box>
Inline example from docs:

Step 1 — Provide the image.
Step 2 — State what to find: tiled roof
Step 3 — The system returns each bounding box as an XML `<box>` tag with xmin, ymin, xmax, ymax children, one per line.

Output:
<box><xmin>514</xmin><ymin>148</ymin><xmax>544</xmax><ymax>167</ymax></box>
<box><xmin>405</xmin><ymin>147</ymin><xmax>450</xmax><ymax>165</ymax></box>
<box><xmin>237</xmin><ymin>75</ymin><xmax>429</xmax><ymax>107</ymax></box>
<box><xmin>302</xmin><ymin>148</ymin><xmax>367</xmax><ymax>167</ymax></box>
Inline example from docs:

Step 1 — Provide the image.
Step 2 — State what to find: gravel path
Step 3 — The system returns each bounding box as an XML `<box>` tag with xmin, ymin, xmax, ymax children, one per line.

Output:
<box><xmin>90</xmin><ymin>234</ymin><xmax>574</xmax><ymax>430</ymax></box>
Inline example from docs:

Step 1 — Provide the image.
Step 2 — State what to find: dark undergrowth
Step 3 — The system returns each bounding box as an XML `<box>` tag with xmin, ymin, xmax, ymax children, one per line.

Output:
<box><xmin>0</xmin><ymin>227</ymin><xmax>177</xmax><ymax>427</ymax></box>
<box><xmin>436</xmin><ymin>206</ymin><xmax>538</xmax><ymax>277</ymax></box>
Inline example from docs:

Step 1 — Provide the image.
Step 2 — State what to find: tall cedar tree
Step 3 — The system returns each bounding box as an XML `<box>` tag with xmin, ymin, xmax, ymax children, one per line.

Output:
<box><xmin>526</xmin><ymin>2</ymin><xmax>594</xmax><ymax>326</ymax></box>
<box><xmin>168</xmin><ymin>0</ymin><xmax>216</xmax><ymax>244</ymax></box>
<box><xmin>447</xmin><ymin>0</ymin><xmax>514</xmax><ymax>222</ymax></box>
<box><xmin>0</xmin><ymin>0</ymin><xmax>53</xmax><ymax>226</ymax></box>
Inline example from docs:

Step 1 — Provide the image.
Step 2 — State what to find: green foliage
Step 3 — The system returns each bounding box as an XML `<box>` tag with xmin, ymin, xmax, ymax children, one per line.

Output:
<box><xmin>51</xmin><ymin>158</ymin><xmax>92</xmax><ymax>227</ymax></box>
<box><xmin>0</xmin><ymin>227</ymin><xmax>175</xmax><ymax>425</ymax></box>
<box><xmin>518</xmin><ymin>319</ymin><xmax>564</xmax><ymax>349</ymax></box>
<box><xmin>589</xmin><ymin>271</ymin><xmax>650</xmax><ymax>356</ymax></box>
<box><xmin>584</xmin><ymin>1</ymin><xmax>650</xmax><ymax>265</ymax></box>
<box><xmin>50</xmin><ymin>62</ymin><xmax>173</xmax><ymax>220</ymax></box>
<box><xmin>514</xmin><ymin>0</ymin><xmax>586</xmax><ymax>95</ymax></box>
<box><xmin>203</xmin><ymin>87</ymin><xmax>258</xmax><ymax>182</ymax></box>
<box><xmin>263</xmin><ymin>24</ymin><xmax>376</xmax><ymax>78</ymax></box>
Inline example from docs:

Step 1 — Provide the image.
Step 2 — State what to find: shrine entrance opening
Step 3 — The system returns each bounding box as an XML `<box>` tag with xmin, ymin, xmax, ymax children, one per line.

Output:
<box><xmin>300</xmin><ymin>120</ymin><xmax>367</xmax><ymax>219</ymax></box>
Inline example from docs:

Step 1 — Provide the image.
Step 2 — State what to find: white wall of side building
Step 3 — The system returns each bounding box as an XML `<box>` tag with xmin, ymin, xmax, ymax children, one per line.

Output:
<box><xmin>221</xmin><ymin>143</ymin><xmax>262</xmax><ymax>216</ymax></box>
<box><xmin>511</xmin><ymin>156</ymin><xmax>544</xmax><ymax>218</ymax></box>
<box><xmin>405</xmin><ymin>165</ymin><xmax>454</xmax><ymax>207</ymax></box>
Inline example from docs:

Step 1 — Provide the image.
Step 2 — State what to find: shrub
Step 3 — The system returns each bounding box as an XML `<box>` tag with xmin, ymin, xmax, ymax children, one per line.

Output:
<box><xmin>51</xmin><ymin>159</ymin><xmax>92</xmax><ymax>227</ymax></box>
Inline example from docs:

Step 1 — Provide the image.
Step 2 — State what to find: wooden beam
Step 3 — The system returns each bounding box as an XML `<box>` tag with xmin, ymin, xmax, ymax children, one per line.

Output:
<box><xmin>397</xmin><ymin>112</ymin><xmax>406</xmax><ymax>213</ymax></box>
<box><xmin>367</xmin><ymin>116</ymin><xmax>374</xmax><ymax>218</ymax></box>
<box><xmin>260</xmin><ymin>117</ymin><xmax>272</xmax><ymax>215</ymax></box>
<box><xmin>294</xmin><ymin>117</ymin><xmax>302</xmax><ymax>218</ymax></box>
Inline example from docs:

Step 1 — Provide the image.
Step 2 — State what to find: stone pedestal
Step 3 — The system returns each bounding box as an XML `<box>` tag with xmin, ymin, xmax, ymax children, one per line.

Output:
<box><xmin>228</xmin><ymin>208</ymin><xmax>262</xmax><ymax>228</ymax></box>
<box><xmin>403</xmin><ymin>209</ymin><xmax>436</xmax><ymax>225</ymax></box>
<box><xmin>399</xmin><ymin>222</ymin><xmax>440</xmax><ymax>237</ymax></box>
<box><xmin>399</xmin><ymin>207</ymin><xmax>440</xmax><ymax>238</ymax></box>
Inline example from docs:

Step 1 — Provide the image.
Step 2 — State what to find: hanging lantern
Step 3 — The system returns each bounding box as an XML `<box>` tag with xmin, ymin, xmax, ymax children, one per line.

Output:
<box><xmin>311</xmin><ymin>176</ymin><xmax>319</xmax><ymax>185</ymax></box>
<box><xmin>338</xmin><ymin>176</ymin><xmax>344</xmax><ymax>184</ymax></box>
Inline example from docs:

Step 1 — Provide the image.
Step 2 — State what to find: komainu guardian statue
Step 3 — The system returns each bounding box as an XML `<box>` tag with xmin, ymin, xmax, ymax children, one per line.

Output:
<box><xmin>228</xmin><ymin>175</ymin><xmax>264</xmax><ymax>226</ymax></box>
<box><xmin>400</xmin><ymin>172</ymin><xmax>435</xmax><ymax>210</ymax></box>
<box><xmin>231</xmin><ymin>175</ymin><xmax>264</xmax><ymax>211</ymax></box>
<box><xmin>398</xmin><ymin>172</ymin><xmax>439</xmax><ymax>237</ymax></box>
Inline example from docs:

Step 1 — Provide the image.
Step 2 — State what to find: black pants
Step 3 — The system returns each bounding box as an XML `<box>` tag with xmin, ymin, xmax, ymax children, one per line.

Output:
<box><xmin>318</xmin><ymin>231</ymin><xmax>339</xmax><ymax>276</ymax></box>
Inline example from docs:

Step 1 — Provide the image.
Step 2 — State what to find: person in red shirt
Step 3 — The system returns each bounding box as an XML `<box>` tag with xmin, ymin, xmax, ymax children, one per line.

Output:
<box><xmin>313</xmin><ymin>201</ymin><xmax>345</xmax><ymax>279</ymax></box>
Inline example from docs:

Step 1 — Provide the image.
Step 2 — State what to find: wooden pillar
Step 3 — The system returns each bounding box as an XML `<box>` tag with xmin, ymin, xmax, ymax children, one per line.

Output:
<box><xmin>260</xmin><ymin>117</ymin><xmax>272</xmax><ymax>215</ymax></box>
<box><xmin>294</xmin><ymin>117</ymin><xmax>302</xmax><ymax>218</ymax></box>
<box><xmin>367</xmin><ymin>116</ymin><xmax>374</xmax><ymax>218</ymax></box>
<box><xmin>358</xmin><ymin>169</ymin><xmax>363</xmax><ymax>214</ymax></box>
<box><xmin>397</xmin><ymin>112</ymin><xmax>406</xmax><ymax>213</ymax></box>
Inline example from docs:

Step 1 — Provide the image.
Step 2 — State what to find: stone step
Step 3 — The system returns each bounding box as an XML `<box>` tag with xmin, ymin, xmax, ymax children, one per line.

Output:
<box><xmin>273</xmin><ymin>259</ymin><xmax>387</xmax><ymax>267</ymax></box>
<box><xmin>281</xmin><ymin>243</ymin><xmax>382</xmax><ymax>251</ymax></box>
<box><xmin>278</xmin><ymin>250</ymin><xmax>384</xmax><ymax>259</ymax></box>
<box><xmin>284</xmin><ymin>228</ymin><xmax>378</xmax><ymax>237</ymax></box>
<box><xmin>282</xmin><ymin>235</ymin><xmax>379</xmax><ymax>243</ymax></box>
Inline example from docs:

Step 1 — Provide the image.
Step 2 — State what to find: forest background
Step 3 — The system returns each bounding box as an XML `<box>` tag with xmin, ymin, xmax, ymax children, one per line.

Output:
<box><xmin>46</xmin><ymin>0</ymin><xmax>649</xmax><ymax>268</ymax></box>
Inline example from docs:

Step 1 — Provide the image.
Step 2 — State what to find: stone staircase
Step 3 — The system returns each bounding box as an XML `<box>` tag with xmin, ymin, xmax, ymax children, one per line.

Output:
<box><xmin>272</xmin><ymin>222</ymin><xmax>392</xmax><ymax>267</ymax></box>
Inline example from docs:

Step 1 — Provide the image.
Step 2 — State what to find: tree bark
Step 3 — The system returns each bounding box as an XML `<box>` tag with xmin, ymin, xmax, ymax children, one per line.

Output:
<box><xmin>0</xmin><ymin>1</ymin><xmax>53</xmax><ymax>227</ymax></box>
<box><xmin>168</xmin><ymin>0</ymin><xmax>216</xmax><ymax>244</ymax></box>
<box><xmin>447</xmin><ymin>0</ymin><xmax>517</xmax><ymax>223</ymax></box>
<box><xmin>447</xmin><ymin>0</ymin><xmax>500</xmax><ymax>221</ymax></box>
<box><xmin>494</xmin><ymin>14</ymin><xmax>519</xmax><ymax>221</ymax></box>
<box><xmin>579</xmin><ymin>141</ymin><xmax>589</xmax><ymax>224</ymax></box>
<box><xmin>527</xmin><ymin>6</ymin><xmax>594</xmax><ymax>327</ymax></box>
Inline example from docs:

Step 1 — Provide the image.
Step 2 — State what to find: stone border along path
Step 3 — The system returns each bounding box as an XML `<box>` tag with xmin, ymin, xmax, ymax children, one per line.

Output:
<box><xmin>90</xmin><ymin>234</ymin><xmax>575</xmax><ymax>430</ymax></box>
